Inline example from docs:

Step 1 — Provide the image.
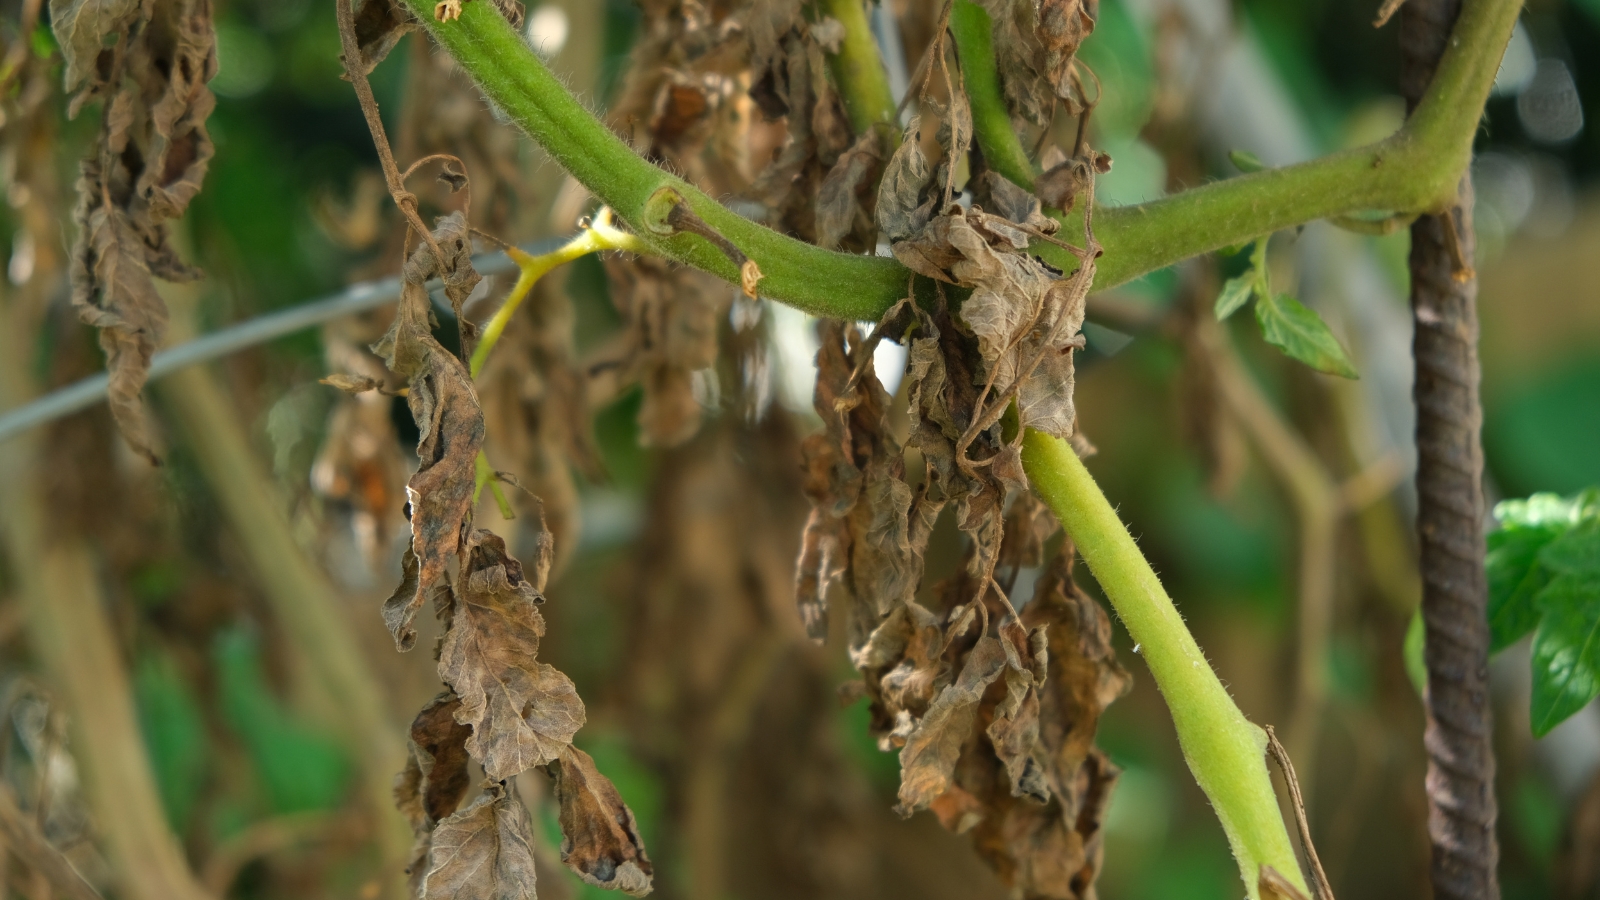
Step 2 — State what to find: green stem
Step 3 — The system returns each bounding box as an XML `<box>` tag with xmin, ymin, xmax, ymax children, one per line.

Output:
<box><xmin>1021</xmin><ymin>429</ymin><xmax>1304</xmax><ymax>899</ymax></box>
<box><xmin>404</xmin><ymin>0</ymin><xmax>1516</xmax><ymax>309</ymax></box>
<box><xmin>816</xmin><ymin>0</ymin><xmax>899</xmax><ymax>140</ymax></box>
<box><xmin>949</xmin><ymin>0</ymin><xmax>1038</xmax><ymax>190</ymax></box>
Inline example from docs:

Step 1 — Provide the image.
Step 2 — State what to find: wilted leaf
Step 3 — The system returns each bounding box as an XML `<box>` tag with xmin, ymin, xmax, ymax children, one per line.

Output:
<box><xmin>1254</xmin><ymin>292</ymin><xmax>1359</xmax><ymax>379</ymax></box>
<box><xmin>876</xmin><ymin>118</ymin><xmax>935</xmax><ymax>243</ymax></box>
<box><xmin>50</xmin><ymin>0</ymin><xmax>144</xmax><ymax>97</ymax></box>
<box><xmin>1213</xmin><ymin>273</ymin><xmax>1256</xmax><ymax>321</ymax></box>
<box><xmin>546</xmin><ymin>745</ymin><xmax>654</xmax><ymax>896</ymax></box>
<box><xmin>439</xmin><ymin>531</ymin><xmax>585</xmax><ymax>781</ymax></box>
<box><xmin>375</xmin><ymin>213</ymin><xmax>487</xmax><ymax>622</ymax></box>
<box><xmin>896</xmin><ymin>636</ymin><xmax>1007</xmax><ymax>815</ymax></box>
<box><xmin>421</xmin><ymin>785</ymin><xmax>540</xmax><ymax>900</ymax></box>
<box><xmin>62</xmin><ymin>0</ymin><xmax>218</xmax><ymax>462</ymax></box>
<box><xmin>396</xmin><ymin>692</ymin><xmax>474</xmax><ymax>828</ymax></box>
<box><xmin>321</xmin><ymin>373</ymin><xmax>384</xmax><ymax>394</ymax></box>
<box><xmin>816</xmin><ymin>131</ymin><xmax>881</xmax><ymax>250</ymax></box>
<box><xmin>348</xmin><ymin>0</ymin><xmax>417</xmax><ymax>75</ymax></box>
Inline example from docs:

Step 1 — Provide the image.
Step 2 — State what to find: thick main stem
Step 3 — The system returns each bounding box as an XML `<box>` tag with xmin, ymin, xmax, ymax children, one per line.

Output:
<box><xmin>1022</xmin><ymin>430</ymin><xmax>1306</xmax><ymax>900</ymax></box>
<box><xmin>1401</xmin><ymin>0</ymin><xmax>1500</xmax><ymax>896</ymax></box>
<box><xmin>401</xmin><ymin>0</ymin><xmax>1520</xmax><ymax>315</ymax></box>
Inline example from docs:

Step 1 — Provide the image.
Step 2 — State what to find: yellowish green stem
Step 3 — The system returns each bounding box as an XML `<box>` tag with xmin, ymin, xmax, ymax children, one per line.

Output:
<box><xmin>469</xmin><ymin>210</ymin><xmax>648</xmax><ymax>510</ymax></box>
<box><xmin>1021</xmin><ymin>429</ymin><xmax>1304</xmax><ymax>899</ymax></box>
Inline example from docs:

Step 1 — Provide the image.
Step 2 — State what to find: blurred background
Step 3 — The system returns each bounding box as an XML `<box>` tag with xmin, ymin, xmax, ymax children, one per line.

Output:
<box><xmin>0</xmin><ymin>0</ymin><xmax>1598</xmax><ymax>898</ymax></box>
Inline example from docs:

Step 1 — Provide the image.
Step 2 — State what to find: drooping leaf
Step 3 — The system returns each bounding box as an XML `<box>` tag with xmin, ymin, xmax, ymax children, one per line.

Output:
<box><xmin>395</xmin><ymin>692</ymin><xmax>475</xmax><ymax>829</ymax></box>
<box><xmin>1254</xmin><ymin>292</ymin><xmax>1359</xmax><ymax>379</ymax></box>
<box><xmin>439</xmin><ymin>531</ymin><xmax>585</xmax><ymax>781</ymax></box>
<box><xmin>49</xmin><ymin>0</ymin><xmax>144</xmax><ymax>97</ymax></box>
<box><xmin>1213</xmin><ymin>273</ymin><xmax>1256</xmax><ymax>321</ymax></box>
<box><xmin>546</xmin><ymin>744</ymin><xmax>655</xmax><ymax>896</ymax></box>
<box><xmin>896</xmin><ymin>636</ymin><xmax>1008</xmax><ymax>815</ymax></box>
<box><xmin>876</xmin><ymin>118</ymin><xmax>935</xmax><ymax>243</ymax></box>
<box><xmin>1530</xmin><ymin>572</ymin><xmax>1600</xmax><ymax>736</ymax></box>
<box><xmin>376</xmin><ymin>213</ymin><xmax>487</xmax><ymax>629</ymax></box>
<box><xmin>815</xmin><ymin>130</ymin><xmax>882</xmax><ymax>250</ymax></box>
<box><xmin>61</xmin><ymin>0</ymin><xmax>218</xmax><ymax>462</ymax></box>
<box><xmin>421</xmin><ymin>785</ymin><xmax>540</xmax><ymax>900</ymax></box>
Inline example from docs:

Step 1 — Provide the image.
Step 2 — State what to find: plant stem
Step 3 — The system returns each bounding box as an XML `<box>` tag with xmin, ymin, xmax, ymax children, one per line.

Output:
<box><xmin>948</xmin><ymin>0</ymin><xmax>1037</xmax><ymax>190</ymax></box>
<box><xmin>405</xmin><ymin>0</ymin><xmax>1517</xmax><ymax>311</ymax></box>
<box><xmin>1021</xmin><ymin>429</ymin><xmax>1306</xmax><ymax>900</ymax></box>
<box><xmin>816</xmin><ymin>0</ymin><xmax>899</xmax><ymax>140</ymax></box>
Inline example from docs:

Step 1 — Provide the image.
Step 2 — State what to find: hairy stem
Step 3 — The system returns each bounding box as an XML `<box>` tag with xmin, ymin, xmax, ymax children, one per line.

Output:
<box><xmin>949</xmin><ymin>0</ymin><xmax>1038</xmax><ymax>189</ymax></box>
<box><xmin>402</xmin><ymin>0</ymin><xmax>1517</xmax><ymax>312</ymax></box>
<box><xmin>817</xmin><ymin>0</ymin><xmax>899</xmax><ymax>140</ymax></box>
<box><xmin>1022</xmin><ymin>429</ymin><xmax>1305</xmax><ymax>900</ymax></box>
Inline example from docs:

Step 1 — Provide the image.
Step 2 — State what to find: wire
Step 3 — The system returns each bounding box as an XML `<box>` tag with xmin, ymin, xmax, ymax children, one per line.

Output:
<box><xmin>0</xmin><ymin>240</ymin><xmax>564</xmax><ymax>445</ymax></box>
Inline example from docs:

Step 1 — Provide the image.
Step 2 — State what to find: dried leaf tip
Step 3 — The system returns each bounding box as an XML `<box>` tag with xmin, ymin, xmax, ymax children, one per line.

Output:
<box><xmin>547</xmin><ymin>745</ymin><xmax>654</xmax><ymax>896</ymax></box>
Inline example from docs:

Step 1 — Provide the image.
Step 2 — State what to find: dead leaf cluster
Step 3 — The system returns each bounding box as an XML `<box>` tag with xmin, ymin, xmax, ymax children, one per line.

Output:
<box><xmin>56</xmin><ymin>0</ymin><xmax>219</xmax><ymax>463</ymax></box>
<box><xmin>977</xmin><ymin>0</ymin><xmax>1099</xmax><ymax>129</ymax></box>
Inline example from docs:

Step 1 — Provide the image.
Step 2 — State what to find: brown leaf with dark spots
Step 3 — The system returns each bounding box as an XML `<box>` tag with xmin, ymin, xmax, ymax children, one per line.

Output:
<box><xmin>896</xmin><ymin>636</ymin><xmax>1007</xmax><ymax>815</ymax></box>
<box><xmin>546</xmin><ymin>745</ymin><xmax>654</xmax><ymax>896</ymax></box>
<box><xmin>439</xmin><ymin>531</ymin><xmax>585</xmax><ymax>781</ymax></box>
<box><xmin>50</xmin><ymin>0</ymin><xmax>145</xmax><ymax>99</ymax></box>
<box><xmin>421</xmin><ymin>784</ymin><xmax>540</xmax><ymax>900</ymax></box>
<box><xmin>383</xmin><ymin>545</ymin><xmax>426</xmax><ymax>651</ymax></box>
<box><xmin>375</xmin><ymin>213</ymin><xmax>486</xmax><ymax>623</ymax></box>
<box><xmin>396</xmin><ymin>692</ymin><xmax>475</xmax><ymax>829</ymax></box>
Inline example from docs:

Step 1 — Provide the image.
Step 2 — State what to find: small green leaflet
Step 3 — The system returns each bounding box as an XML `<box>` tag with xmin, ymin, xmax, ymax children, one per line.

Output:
<box><xmin>1229</xmin><ymin>149</ymin><xmax>1267</xmax><ymax>173</ymax></box>
<box><xmin>1214</xmin><ymin>274</ymin><xmax>1256</xmax><ymax>320</ymax></box>
<box><xmin>1483</xmin><ymin>490</ymin><xmax>1600</xmax><ymax>736</ymax></box>
<box><xmin>1254</xmin><ymin>293</ymin><xmax>1359</xmax><ymax>379</ymax></box>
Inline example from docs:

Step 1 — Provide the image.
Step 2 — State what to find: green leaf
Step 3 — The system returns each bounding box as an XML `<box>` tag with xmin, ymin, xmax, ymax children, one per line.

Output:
<box><xmin>215</xmin><ymin>628</ymin><xmax>351</xmax><ymax>814</ymax></box>
<box><xmin>1403</xmin><ymin>608</ymin><xmax>1426</xmax><ymax>697</ymax></box>
<box><xmin>1487</xmin><ymin>527</ymin><xmax>1558</xmax><ymax>651</ymax></box>
<box><xmin>1529</xmin><ymin>572</ymin><xmax>1600</xmax><ymax>736</ymax></box>
<box><xmin>1539</xmin><ymin>519</ymin><xmax>1600</xmax><ymax>575</ymax></box>
<box><xmin>1229</xmin><ymin>149</ymin><xmax>1267</xmax><ymax>173</ymax></box>
<box><xmin>1495</xmin><ymin>490</ymin><xmax>1600</xmax><ymax>530</ymax></box>
<box><xmin>1213</xmin><ymin>273</ymin><xmax>1256</xmax><ymax>321</ymax></box>
<box><xmin>1254</xmin><ymin>293</ymin><xmax>1359</xmax><ymax>379</ymax></box>
<box><xmin>134</xmin><ymin>649</ymin><xmax>210</xmax><ymax>833</ymax></box>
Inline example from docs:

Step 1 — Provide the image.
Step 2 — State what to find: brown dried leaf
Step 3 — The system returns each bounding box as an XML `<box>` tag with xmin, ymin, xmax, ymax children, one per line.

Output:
<box><xmin>375</xmin><ymin>213</ymin><xmax>486</xmax><ymax>627</ymax></box>
<box><xmin>421</xmin><ymin>784</ymin><xmax>540</xmax><ymax>900</ymax></box>
<box><xmin>321</xmin><ymin>373</ymin><xmax>384</xmax><ymax>394</ymax></box>
<box><xmin>396</xmin><ymin>692</ymin><xmax>475</xmax><ymax>828</ymax></box>
<box><xmin>348</xmin><ymin>0</ymin><xmax>417</xmax><ymax>75</ymax></box>
<box><xmin>896</xmin><ymin>636</ymin><xmax>1008</xmax><ymax>815</ymax></box>
<box><xmin>62</xmin><ymin>0</ymin><xmax>218</xmax><ymax>462</ymax></box>
<box><xmin>815</xmin><ymin>131</ymin><xmax>881</xmax><ymax>250</ymax></box>
<box><xmin>547</xmin><ymin>745</ymin><xmax>654</xmax><ymax>896</ymax></box>
<box><xmin>439</xmin><ymin>531</ymin><xmax>585</xmax><ymax>781</ymax></box>
<box><xmin>50</xmin><ymin>0</ymin><xmax>146</xmax><ymax>98</ymax></box>
<box><xmin>876</xmin><ymin>118</ymin><xmax>935</xmax><ymax>243</ymax></box>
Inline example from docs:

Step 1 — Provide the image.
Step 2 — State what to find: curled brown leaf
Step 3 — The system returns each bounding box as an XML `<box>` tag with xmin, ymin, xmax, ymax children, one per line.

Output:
<box><xmin>421</xmin><ymin>784</ymin><xmax>540</xmax><ymax>900</ymax></box>
<box><xmin>439</xmin><ymin>531</ymin><xmax>585</xmax><ymax>781</ymax></box>
<box><xmin>546</xmin><ymin>744</ymin><xmax>654</xmax><ymax>896</ymax></box>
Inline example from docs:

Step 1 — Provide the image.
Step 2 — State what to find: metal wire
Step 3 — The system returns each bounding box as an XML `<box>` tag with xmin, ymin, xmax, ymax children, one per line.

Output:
<box><xmin>0</xmin><ymin>240</ymin><xmax>564</xmax><ymax>445</ymax></box>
